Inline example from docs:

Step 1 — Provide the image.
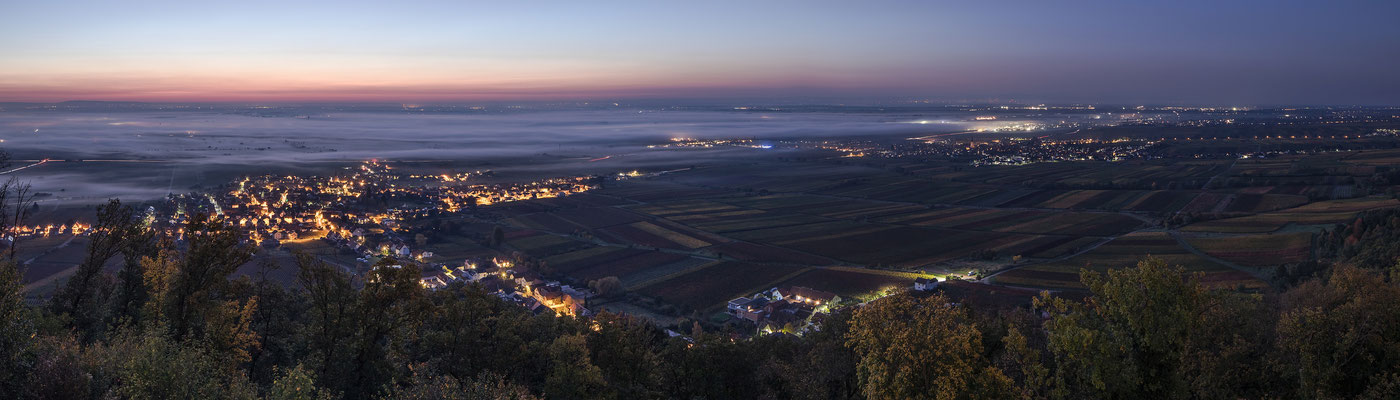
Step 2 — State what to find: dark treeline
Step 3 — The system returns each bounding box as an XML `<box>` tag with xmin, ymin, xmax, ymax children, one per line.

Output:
<box><xmin>4</xmin><ymin>200</ymin><xmax>1400</xmax><ymax>399</ymax></box>
<box><xmin>1319</xmin><ymin>208</ymin><xmax>1400</xmax><ymax>269</ymax></box>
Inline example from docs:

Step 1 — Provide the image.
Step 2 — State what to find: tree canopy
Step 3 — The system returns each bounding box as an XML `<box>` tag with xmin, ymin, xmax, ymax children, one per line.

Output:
<box><xmin>4</xmin><ymin>213</ymin><xmax>1400</xmax><ymax>399</ymax></box>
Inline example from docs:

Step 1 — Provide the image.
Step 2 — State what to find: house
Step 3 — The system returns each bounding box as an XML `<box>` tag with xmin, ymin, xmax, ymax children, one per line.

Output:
<box><xmin>520</xmin><ymin>298</ymin><xmax>547</xmax><ymax>314</ymax></box>
<box><xmin>763</xmin><ymin>299</ymin><xmax>793</xmax><ymax>315</ymax></box>
<box><xmin>431</xmin><ymin>265</ymin><xmax>452</xmax><ymax>279</ymax></box>
<box><xmin>456</xmin><ymin>268</ymin><xmax>482</xmax><ymax>282</ymax></box>
<box><xmin>515</xmin><ymin>277</ymin><xmax>546</xmax><ymax>295</ymax></box>
<box><xmin>477</xmin><ymin>275</ymin><xmax>508</xmax><ymax>292</ymax></box>
<box><xmin>768</xmin><ymin>286</ymin><xmax>839</xmax><ymax>307</ymax></box>
<box><xmin>790</xmin><ymin>286</ymin><xmax>838</xmax><ymax>306</ymax></box>
<box><xmin>736</xmin><ymin>309</ymin><xmax>765</xmax><ymax>324</ymax></box>
<box><xmin>569</xmin><ymin>302</ymin><xmax>590</xmax><ymax>317</ymax></box>
<box><xmin>727</xmin><ymin>296</ymin><xmax>770</xmax><ymax>314</ymax></box>
<box><xmin>561</xmin><ymin>286</ymin><xmax>593</xmax><ymax>303</ymax></box>
<box><xmin>914</xmin><ymin>277</ymin><xmax>940</xmax><ymax>291</ymax></box>
<box><xmin>513</xmin><ymin>271</ymin><xmax>543</xmax><ymax>286</ymax></box>
<box><xmin>758</xmin><ymin>310</ymin><xmax>803</xmax><ymax>335</ymax></box>
<box><xmin>513</xmin><ymin>270</ymin><xmax>542</xmax><ymax>282</ymax></box>
<box><xmin>535</xmin><ymin>285</ymin><xmax>564</xmax><ymax>307</ymax></box>
<box><xmin>477</xmin><ymin>264</ymin><xmax>501</xmax><ymax>278</ymax></box>
<box><xmin>420</xmin><ymin>274</ymin><xmax>448</xmax><ymax>291</ymax></box>
<box><xmin>732</xmin><ymin>286</ymin><xmax>847</xmax><ymax>334</ymax></box>
<box><xmin>529</xmin><ymin>283</ymin><xmax>589</xmax><ymax>316</ymax></box>
<box><xmin>728</xmin><ymin>297</ymin><xmax>758</xmax><ymax>313</ymax></box>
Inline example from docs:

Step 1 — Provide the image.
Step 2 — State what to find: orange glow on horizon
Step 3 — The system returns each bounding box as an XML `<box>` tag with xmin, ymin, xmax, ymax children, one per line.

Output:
<box><xmin>0</xmin><ymin>58</ymin><xmax>891</xmax><ymax>102</ymax></box>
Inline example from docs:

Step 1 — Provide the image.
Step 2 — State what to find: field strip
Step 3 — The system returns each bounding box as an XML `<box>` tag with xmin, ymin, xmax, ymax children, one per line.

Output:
<box><xmin>1167</xmin><ymin>231</ymin><xmax>1273</xmax><ymax>285</ymax></box>
<box><xmin>626</xmin><ymin>260</ymin><xmax>721</xmax><ymax>291</ymax></box>
<box><xmin>799</xmin><ymin>191</ymin><xmax>1157</xmax><ymax>225</ymax></box>
<box><xmin>22</xmin><ymin>265</ymin><xmax>76</xmax><ymax>293</ymax></box>
<box><xmin>771</xmin><ymin>225</ymin><xmax>891</xmax><ymax>245</ymax></box>
<box><xmin>630</xmin><ymin>221</ymin><xmax>711</xmax><ymax>248</ymax></box>
<box><xmin>981</xmin><ymin>232</ymin><xmax>1127</xmax><ymax>282</ymax></box>
<box><xmin>816</xmin><ymin>265</ymin><xmax>931</xmax><ymax>279</ymax></box>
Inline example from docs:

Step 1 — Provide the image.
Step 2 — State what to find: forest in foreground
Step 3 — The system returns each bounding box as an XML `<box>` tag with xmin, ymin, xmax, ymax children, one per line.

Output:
<box><xmin>3</xmin><ymin>200</ymin><xmax>1400</xmax><ymax>400</ymax></box>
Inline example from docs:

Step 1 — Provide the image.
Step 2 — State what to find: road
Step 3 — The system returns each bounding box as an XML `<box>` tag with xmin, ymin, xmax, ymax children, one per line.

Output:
<box><xmin>0</xmin><ymin>158</ymin><xmax>50</xmax><ymax>175</ymax></box>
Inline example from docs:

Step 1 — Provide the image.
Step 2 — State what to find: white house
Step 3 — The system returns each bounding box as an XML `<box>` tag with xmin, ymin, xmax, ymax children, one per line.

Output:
<box><xmin>914</xmin><ymin>277</ymin><xmax>940</xmax><ymax>291</ymax></box>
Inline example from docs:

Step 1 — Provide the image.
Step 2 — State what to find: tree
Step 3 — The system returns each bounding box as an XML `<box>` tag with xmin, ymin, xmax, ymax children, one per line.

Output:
<box><xmin>997</xmin><ymin>323</ymin><xmax>1051</xmax><ymax>399</ymax></box>
<box><xmin>236</xmin><ymin>259</ymin><xmax>305</xmax><ymax>388</ymax></box>
<box><xmin>415</xmin><ymin>233</ymin><xmax>428</xmax><ymax>247</ymax></box>
<box><xmin>1040</xmin><ymin>258</ymin><xmax>1186</xmax><ymax>398</ymax></box>
<box><xmin>51</xmin><ymin>199</ymin><xmax>142</xmax><ymax>341</ymax></box>
<box><xmin>268</xmin><ymin>364</ymin><xmax>334</xmax><ymax>400</ymax></box>
<box><xmin>387</xmin><ymin>367</ymin><xmax>538</xmax><ymax>400</ymax></box>
<box><xmin>489</xmin><ymin>226</ymin><xmax>505</xmax><ymax>248</ymax></box>
<box><xmin>299</xmin><ymin>256</ymin><xmax>427</xmax><ymax>399</ymax></box>
<box><xmin>585</xmin><ymin>312</ymin><xmax>661</xmax><ymax>398</ymax></box>
<box><xmin>846</xmin><ymin>293</ymin><xmax>1016</xmax><ymax>400</ymax></box>
<box><xmin>296</xmin><ymin>253</ymin><xmax>357</xmax><ymax>392</ymax></box>
<box><xmin>1181</xmin><ymin>286</ymin><xmax>1281</xmax><ymax>399</ymax></box>
<box><xmin>1277</xmin><ymin>265</ymin><xmax>1400</xmax><ymax>398</ymax></box>
<box><xmin>1037</xmin><ymin>256</ymin><xmax>1276</xmax><ymax>399</ymax></box>
<box><xmin>1038</xmin><ymin>258</ymin><xmax>1194</xmax><ymax>398</ymax></box>
<box><xmin>146</xmin><ymin>214</ymin><xmax>254</xmax><ymax>336</ymax></box>
<box><xmin>588</xmin><ymin>276</ymin><xmax>623</xmax><ymax>298</ymax></box>
<box><xmin>110</xmin><ymin>221</ymin><xmax>159</xmax><ymax>329</ymax></box>
<box><xmin>24</xmin><ymin>334</ymin><xmax>91</xmax><ymax>400</ymax></box>
<box><xmin>544</xmin><ymin>334</ymin><xmax>607</xmax><ymax>400</ymax></box>
<box><xmin>346</xmin><ymin>258</ymin><xmax>428</xmax><ymax>398</ymax></box>
<box><xmin>141</xmin><ymin>214</ymin><xmax>259</xmax><ymax>365</ymax></box>
<box><xmin>0</xmin><ymin>260</ymin><xmax>35</xmax><ymax>399</ymax></box>
<box><xmin>3</xmin><ymin>176</ymin><xmax>36</xmax><ymax>259</ymax></box>
<box><xmin>90</xmin><ymin>329</ymin><xmax>258</xmax><ymax>400</ymax></box>
<box><xmin>755</xmin><ymin>308</ymin><xmax>860</xmax><ymax>400</ymax></box>
<box><xmin>416</xmin><ymin>282</ymin><xmax>534</xmax><ymax>386</ymax></box>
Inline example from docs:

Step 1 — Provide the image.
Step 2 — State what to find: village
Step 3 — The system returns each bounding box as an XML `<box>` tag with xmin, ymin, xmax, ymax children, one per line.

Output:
<box><xmin>140</xmin><ymin>159</ymin><xmax>632</xmax><ymax>318</ymax></box>
<box><xmin>137</xmin><ymin>160</ymin><xmax>597</xmax><ymax>254</ymax></box>
<box><xmin>723</xmin><ymin>277</ymin><xmax>942</xmax><ymax>336</ymax></box>
<box><xmin>413</xmin><ymin>255</ymin><xmax>596</xmax><ymax>318</ymax></box>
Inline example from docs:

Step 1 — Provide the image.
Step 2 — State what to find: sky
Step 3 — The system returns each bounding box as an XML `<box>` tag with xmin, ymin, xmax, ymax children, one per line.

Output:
<box><xmin>1</xmin><ymin>0</ymin><xmax>1398</xmax><ymax>105</ymax></box>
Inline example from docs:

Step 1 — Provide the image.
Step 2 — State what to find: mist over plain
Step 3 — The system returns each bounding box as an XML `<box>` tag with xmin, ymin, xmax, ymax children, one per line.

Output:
<box><xmin>0</xmin><ymin>108</ymin><xmax>983</xmax><ymax>203</ymax></box>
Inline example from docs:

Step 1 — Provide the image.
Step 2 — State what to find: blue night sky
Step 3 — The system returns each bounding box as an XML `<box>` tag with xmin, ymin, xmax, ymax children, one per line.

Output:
<box><xmin>1</xmin><ymin>0</ymin><xmax>1396</xmax><ymax>104</ymax></box>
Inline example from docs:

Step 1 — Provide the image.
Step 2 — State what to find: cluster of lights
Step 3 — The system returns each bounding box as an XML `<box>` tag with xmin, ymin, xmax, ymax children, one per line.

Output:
<box><xmin>143</xmin><ymin>160</ymin><xmax>648</xmax><ymax>252</ymax></box>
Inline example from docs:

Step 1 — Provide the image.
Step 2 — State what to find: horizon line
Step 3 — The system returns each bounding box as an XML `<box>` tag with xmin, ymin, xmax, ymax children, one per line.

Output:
<box><xmin>4</xmin><ymin>98</ymin><xmax>1398</xmax><ymax>109</ymax></box>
